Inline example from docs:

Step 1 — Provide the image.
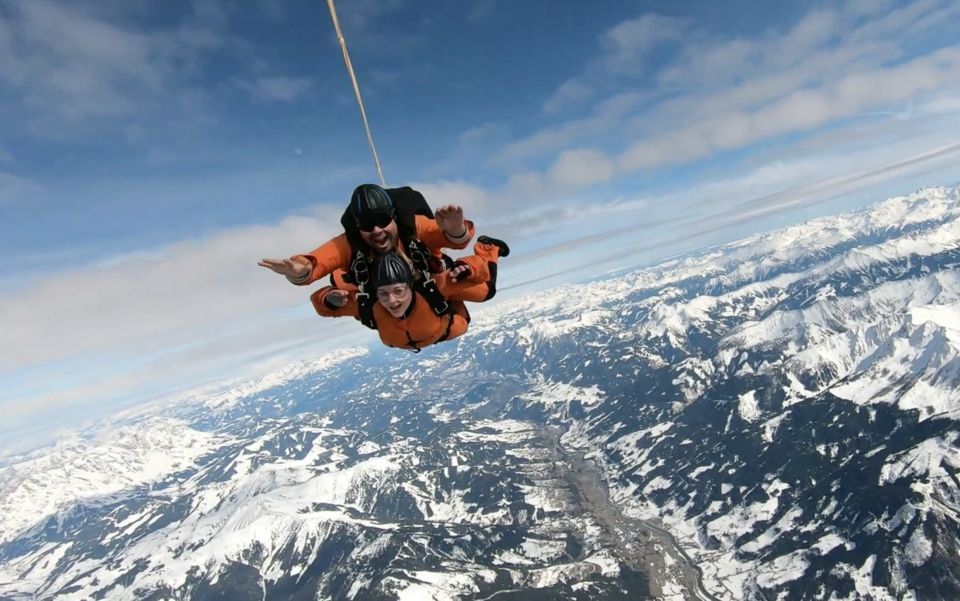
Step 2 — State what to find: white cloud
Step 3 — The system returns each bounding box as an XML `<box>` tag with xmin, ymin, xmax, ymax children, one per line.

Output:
<box><xmin>0</xmin><ymin>205</ymin><xmax>345</xmax><ymax>372</ymax></box>
<box><xmin>653</xmin><ymin>3</ymin><xmax>943</xmax><ymax>96</ymax></box>
<box><xmin>446</xmin><ymin>3</ymin><xmax>960</xmax><ymax>243</ymax></box>
<box><xmin>534</xmin><ymin>14</ymin><xmax>686</xmax><ymax>116</ymax></box>
<box><xmin>239</xmin><ymin>76</ymin><xmax>311</xmax><ymax>102</ymax></box>
<box><xmin>657</xmin><ymin>38</ymin><xmax>759</xmax><ymax>90</ymax></box>
<box><xmin>459</xmin><ymin>122</ymin><xmax>510</xmax><ymax>146</ymax></box>
<box><xmin>601</xmin><ymin>14</ymin><xmax>688</xmax><ymax>73</ymax></box>
<box><xmin>504</xmin><ymin>140</ymin><xmax>960</xmax><ymax>295</ymax></box>
<box><xmin>407</xmin><ymin>171</ymin><xmax>581</xmax><ymax>237</ymax></box>
<box><xmin>534</xmin><ymin>14</ymin><xmax>686</xmax><ymax>117</ymax></box>
<box><xmin>410</xmin><ymin>180</ymin><xmax>493</xmax><ymax>218</ymax></box>
<box><xmin>845</xmin><ymin>0</ymin><xmax>896</xmax><ymax>18</ymax></box>
<box><xmin>0</xmin><ymin>314</ymin><xmax>364</xmax><ymax>436</ymax></box>
<box><xmin>497</xmin><ymin>0</ymin><xmax>960</xmax><ymax>180</ymax></box>
<box><xmin>543</xmin><ymin>79</ymin><xmax>595</xmax><ymax>114</ymax></box>
<box><xmin>619</xmin><ymin>47</ymin><xmax>960</xmax><ymax>172</ymax></box>
<box><xmin>681</xmin><ymin>140</ymin><xmax>960</xmax><ymax>235</ymax></box>
<box><xmin>0</xmin><ymin>0</ymin><xmax>242</xmax><ymax>136</ymax></box>
<box><xmin>497</xmin><ymin>92</ymin><xmax>645</xmax><ymax>163</ymax></box>
<box><xmin>528</xmin><ymin>94</ymin><xmax>959</xmax><ymax>245</ymax></box>
<box><xmin>5</xmin><ymin>0</ymin><xmax>156</xmax><ymax>119</ymax></box>
<box><xmin>921</xmin><ymin>95</ymin><xmax>960</xmax><ymax>115</ymax></box>
<box><xmin>848</xmin><ymin>0</ymin><xmax>957</xmax><ymax>44</ymax></box>
<box><xmin>549</xmin><ymin>149</ymin><xmax>616</xmax><ymax>187</ymax></box>
<box><xmin>777</xmin><ymin>9</ymin><xmax>842</xmax><ymax>61</ymax></box>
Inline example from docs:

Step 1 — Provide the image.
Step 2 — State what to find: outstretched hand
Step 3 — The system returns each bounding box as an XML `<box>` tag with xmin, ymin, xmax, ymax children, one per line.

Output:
<box><xmin>258</xmin><ymin>258</ymin><xmax>310</xmax><ymax>279</ymax></box>
<box><xmin>435</xmin><ymin>205</ymin><xmax>466</xmax><ymax>237</ymax></box>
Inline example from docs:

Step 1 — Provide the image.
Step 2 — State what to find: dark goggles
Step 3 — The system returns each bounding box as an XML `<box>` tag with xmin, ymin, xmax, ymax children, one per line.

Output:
<box><xmin>357</xmin><ymin>211</ymin><xmax>394</xmax><ymax>232</ymax></box>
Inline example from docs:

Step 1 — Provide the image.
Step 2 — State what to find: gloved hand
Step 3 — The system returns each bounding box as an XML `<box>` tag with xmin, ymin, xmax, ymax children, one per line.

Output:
<box><xmin>448</xmin><ymin>260</ymin><xmax>472</xmax><ymax>283</ymax></box>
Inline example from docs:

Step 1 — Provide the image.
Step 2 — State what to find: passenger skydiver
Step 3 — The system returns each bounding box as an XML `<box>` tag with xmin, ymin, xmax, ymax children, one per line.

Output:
<box><xmin>311</xmin><ymin>236</ymin><xmax>509</xmax><ymax>351</ymax></box>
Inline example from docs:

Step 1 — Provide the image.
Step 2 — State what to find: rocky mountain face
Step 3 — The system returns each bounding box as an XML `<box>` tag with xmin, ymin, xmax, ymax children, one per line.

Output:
<box><xmin>2</xmin><ymin>186</ymin><xmax>959</xmax><ymax>600</ymax></box>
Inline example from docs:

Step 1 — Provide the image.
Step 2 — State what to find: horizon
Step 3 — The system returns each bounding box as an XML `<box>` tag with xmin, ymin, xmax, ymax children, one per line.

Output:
<box><xmin>3</xmin><ymin>182</ymin><xmax>957</xmax><ymax>463</ymax></box>
<box><xmin>2</xmin><ymin>0</ymin><xmax>960</xmax><ymax>454</ymax></box>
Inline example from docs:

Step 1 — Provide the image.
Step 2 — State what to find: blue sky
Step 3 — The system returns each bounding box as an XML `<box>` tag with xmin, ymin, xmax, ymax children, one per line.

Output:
<box><xmin>2</xmin><ymin>0</ymin><xmax>960</xmax><ymax>455</ymax></box>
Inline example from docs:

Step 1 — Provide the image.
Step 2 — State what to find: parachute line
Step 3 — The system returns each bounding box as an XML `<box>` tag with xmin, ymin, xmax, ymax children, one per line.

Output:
<box><xmin>326</xmin><ymin>0</ymin><xmax>387</xmax><ymax>187</ymax></box>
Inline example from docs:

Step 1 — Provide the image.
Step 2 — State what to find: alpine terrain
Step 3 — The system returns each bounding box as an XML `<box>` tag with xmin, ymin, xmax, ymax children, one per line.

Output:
<box><xmin>2</xmin><ymin>186</ymin><xmax>960</xmax><ymax>600</ymax></box>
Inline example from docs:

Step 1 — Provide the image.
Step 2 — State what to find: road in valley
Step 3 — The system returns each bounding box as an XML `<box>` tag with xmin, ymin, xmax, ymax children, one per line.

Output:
<box><xmin>546</xmin><ymin>427</ymin><xmax>724</xmax><ymax>601</ymax></box>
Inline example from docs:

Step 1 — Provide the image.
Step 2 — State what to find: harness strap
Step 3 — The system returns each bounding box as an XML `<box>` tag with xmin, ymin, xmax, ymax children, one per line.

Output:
<box><xmin>352</xmin><ymin>249</ymin><xmax>378</xmax><ymax>330</ymax></box>
<box><xmin>404</xmin><ymin>330</ymin><xmax>422</xmax><ymax>353</ymax></box>
<box><xmin>351</xmin><ymin>239</ymin><xmax>451</xmax><ymax>330</ymax></box>
<box><xmin>407</xmin><ymin>238</ymin><xmax>451</xmax><ymax>317</ymax></box>
<box><xmin>436</xmin><ymin>311</ymin><xmax>456</xmax><ymax>343</ymax></box>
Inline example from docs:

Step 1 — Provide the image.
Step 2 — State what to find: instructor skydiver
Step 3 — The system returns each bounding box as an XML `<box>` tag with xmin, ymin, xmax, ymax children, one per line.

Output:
<box><xmin>258</xmin><ymin>183</ymin><xmax>474</xmax><ymax>288</ymax></box>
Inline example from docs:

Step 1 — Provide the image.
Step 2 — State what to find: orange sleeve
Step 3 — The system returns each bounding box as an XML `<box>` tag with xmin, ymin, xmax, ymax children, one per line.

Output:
<box><xmin>290</xmin><ymin>234</ymin><xmax>354</xmax><ymax>286</ymax></box>
<box><xmin>414</xmin><ymin>215</ymin><xmax>475</xmax><ymax>251</ymax></box>
<box><xmin>309</xmin><ymin>286</ymin><xmax>360</xmax><ymax>318</ymax></box>
<box><xmin>443</xmin><ymin>303</ymin><xmax>470</xmax><ymax>342</ymax></box>
<box><xmin>436</xmin><ymin>255</ymin><xmax>489</xmax><ymax>297</ymax></box>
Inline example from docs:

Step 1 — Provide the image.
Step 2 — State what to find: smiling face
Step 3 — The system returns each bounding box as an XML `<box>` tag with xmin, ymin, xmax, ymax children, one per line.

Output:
<box><xmin>359</xmin><ymin>221</ymin><xmax>399</xmax><ymax>254</ymax></box>
<box><xmin>376</xmin><ymin>282</ymin><xmax>413</xmax><ymax>318</ymax></box>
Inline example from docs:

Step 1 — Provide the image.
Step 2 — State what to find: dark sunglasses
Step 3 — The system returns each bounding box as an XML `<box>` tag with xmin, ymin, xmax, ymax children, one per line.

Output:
<box><xmin>357</xmin><ymin>212</ymin><xmax>394</xmax><ymax>232</ymax></box>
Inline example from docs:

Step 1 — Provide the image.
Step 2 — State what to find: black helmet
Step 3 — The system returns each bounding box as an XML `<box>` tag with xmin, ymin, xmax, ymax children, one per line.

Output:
<box><xmin>375</xmin><ymin>253</ymin><xmax>412</xmax><ymax>288</ymax></box>
<box><xmin>350</xmin><ymin>184</ymin><xmax>395</xmax><ymax>231</ymax></box>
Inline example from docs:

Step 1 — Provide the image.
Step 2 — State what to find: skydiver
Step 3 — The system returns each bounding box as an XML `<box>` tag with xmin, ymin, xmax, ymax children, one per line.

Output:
<box><xmin>258</xmin><ymin>183</ymin><xmax>473</xmax><ymax>290</ymax></box>
<box><xmin>310</xmin><ymin>236</ymin><xmax>510</xmax><ymax>351</ymax></box>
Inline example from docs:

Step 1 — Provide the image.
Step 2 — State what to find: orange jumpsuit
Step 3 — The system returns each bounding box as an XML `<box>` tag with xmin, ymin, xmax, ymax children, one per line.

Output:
<box><xmin>289</xmin><ymin>215</ymin><xmax>475</xmax><ymax>287</ymax></box>
<box><xmin>310</xmin><ymin>242</ymin><xmax>501</xmax><ymax>350</ymax></box>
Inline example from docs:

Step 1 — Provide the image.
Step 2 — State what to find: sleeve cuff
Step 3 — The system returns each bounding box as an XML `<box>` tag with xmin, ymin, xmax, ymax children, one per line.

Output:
<box><xmin>286</xmin><ymin>256</ymin><xmax>315</xmax><ymax>285</ymax></box>
<box><xmin>287</xmin><ymin>271</ymin><xmax>311</xmax><ymax>285</ymax></box>
<box><xmin>445</xmin><ymin>222</ymin><xmax>473</xmax><ymax>244</ymax></box>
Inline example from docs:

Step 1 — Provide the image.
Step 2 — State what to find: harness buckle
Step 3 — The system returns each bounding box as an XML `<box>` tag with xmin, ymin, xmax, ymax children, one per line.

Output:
<box><xmin>422</xmin><ymin>277</ymin><xmax>450</xmax><ymax>315</ymax></box>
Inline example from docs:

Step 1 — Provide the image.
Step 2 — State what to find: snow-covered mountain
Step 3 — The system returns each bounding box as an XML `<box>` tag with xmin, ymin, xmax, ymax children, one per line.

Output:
<box><xmin>2</xmin><ymin>186</ymin><xmax>960</xmax><ymax>600</ymax></box>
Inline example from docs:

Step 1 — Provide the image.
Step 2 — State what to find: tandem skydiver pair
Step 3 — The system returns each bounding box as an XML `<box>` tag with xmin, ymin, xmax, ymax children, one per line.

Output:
<box><xmin>259</xmin><ymin>184</ymin><xmax>509</xmax><ymax>352</ymax></box>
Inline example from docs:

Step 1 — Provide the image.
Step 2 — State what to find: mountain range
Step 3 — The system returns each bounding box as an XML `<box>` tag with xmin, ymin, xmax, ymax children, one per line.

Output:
<box><xmin>2</xmin><ymin>186</ymin><xmax>959</xmax><ymax>600</ymax></box>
